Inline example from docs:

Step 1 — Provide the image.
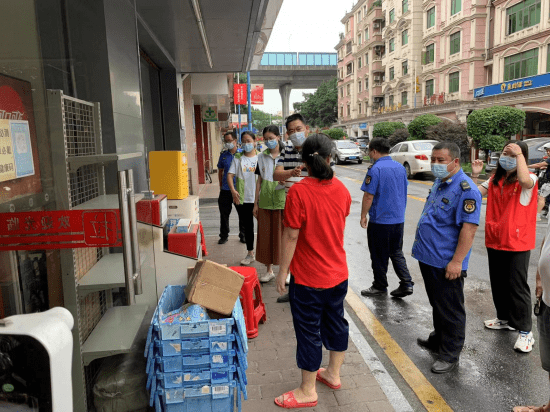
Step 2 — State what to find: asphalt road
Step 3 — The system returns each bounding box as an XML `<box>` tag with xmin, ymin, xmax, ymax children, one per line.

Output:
<box><xmin>336</xmin><ymin>161</ymin><xmax>548</xmax><ymax>412</ymax></box>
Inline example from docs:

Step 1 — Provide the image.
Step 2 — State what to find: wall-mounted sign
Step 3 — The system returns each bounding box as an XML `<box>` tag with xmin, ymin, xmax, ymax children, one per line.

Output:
<box><xmin>234</xmin><ymin>84</ymin><xmax>247</xmax><ymax>105</ymax></box>
<box><xmin>359</xmin><ymin>123</ymin><xmax>368</xmax><ymax>129</ymax></box>
<box><xmin>251</xmin><ymin>84</ymin><xmax>264</xmax><ymax>105</ymax></box>
<box><xmin>202</xmin><ymin>106</ymin><xmax>218</xmax><ymax>122</ymax></box>
<box><xmin>0</xmin><ymin>119</ymin><xmax>34</xmax><ymax>183</ymax></box>
<box><xmin>0</xmin><ymin>119</ymin><xmax>15</xmax><ymax>182</ymax></box>
<box><xmin>0</xmin><ymin>209</ymin><xmax>122</xmax><ymax>251</ymax></box>
<box><xmin>230</xmin><ymin>114</ymin><xmax>248</xmax><ymax>128</ymax></box>
<box><xmin>474</xmin><ymin>72</ymin><xmax>550</xmax><ymax>99</ymax></box>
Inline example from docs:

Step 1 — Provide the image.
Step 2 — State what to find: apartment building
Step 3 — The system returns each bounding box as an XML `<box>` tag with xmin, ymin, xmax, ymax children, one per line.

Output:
<box><xmin>336</xmin><ymin>0</ymin><xmax>550</xmax><ymax>139</ymax></box>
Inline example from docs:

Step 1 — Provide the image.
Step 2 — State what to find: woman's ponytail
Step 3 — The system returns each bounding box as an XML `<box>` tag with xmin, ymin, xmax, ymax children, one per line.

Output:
<box><xmin>301</xmin><ymin>134</ymin><xmax>334</xmax><ymax>180</ymax></box>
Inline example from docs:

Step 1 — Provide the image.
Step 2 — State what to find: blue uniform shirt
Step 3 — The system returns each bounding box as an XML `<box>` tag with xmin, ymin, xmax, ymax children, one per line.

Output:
<box><xmin>217</xmin><ymin>150</ymin><xmax>236</xmax><ymax>191</ymax></box>
<box><xmin>411</xmin><ymin>169</ymin><xmax>481</xmax><ymax>270</ymax></box>
<box><xmin>360</xmin><ymin>156</ymin><xmax>408</xmax><ymax>224</ymax></box>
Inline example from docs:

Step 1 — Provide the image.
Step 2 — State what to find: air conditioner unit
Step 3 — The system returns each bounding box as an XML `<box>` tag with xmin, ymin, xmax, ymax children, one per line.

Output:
<box><xmin>374</xmin><ymin>75</ymin><xmax>381</xmax><ymax>81</ymax></box>
<box><xmin>374</xmin><ymin>23</ymin><xmax>380</xmax><ymax>28</ymax></box>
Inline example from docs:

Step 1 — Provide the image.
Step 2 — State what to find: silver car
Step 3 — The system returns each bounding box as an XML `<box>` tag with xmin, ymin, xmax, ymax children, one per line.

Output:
<box><xmin>332</xmin><ymin>140</ymin><xmax>363</xmax><ymax>164</ymax></box>
<box><xmin>389</xmin><ymin>140</ymin><xmax>438</xmax><ymax>178</ymax></box>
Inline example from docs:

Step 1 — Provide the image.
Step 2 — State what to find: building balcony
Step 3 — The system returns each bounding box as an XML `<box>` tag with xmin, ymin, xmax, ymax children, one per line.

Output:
<box><xmin>372</xmin><ymin>60</ymin><xmax>384</xmax><ymax>71</ymax></box>
<box><xmin>372</xmin><ymin>85</ymin><xmax>383</xmax><ymax>96</ymax></box>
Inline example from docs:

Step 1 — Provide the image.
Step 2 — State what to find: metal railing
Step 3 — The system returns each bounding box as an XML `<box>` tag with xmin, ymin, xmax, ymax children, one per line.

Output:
<box><xmin>260</xmin><ymin>52</ymin><xmax>337</xmax><ymax>66</ymax></box>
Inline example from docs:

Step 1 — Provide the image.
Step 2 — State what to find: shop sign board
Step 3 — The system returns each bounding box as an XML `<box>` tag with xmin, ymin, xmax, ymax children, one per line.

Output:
<box><xmin>0</xmin><ymin>209</ymin><xmax>122</xmax><ymax>251</ymax></box>
<box><xmin>251</xmin><ymin>84</ymin><xmax>264</xmax><ymax>105</ymax></box>
<box><xmin>359</xmin><ymin>123</ymin><xmax>367</xmax><ymax>129</ymax></box>
<box><xmin>0</xmin><ymin>119</ymin><xmax>34</xmax><ymax>183</ymax></box>
<box><xmin>234</xmin><ymin>84</ymin><xmax>247</xmax><ymax>105</ymax></box>
<box><xmin>474</xmin><ymin>72</ymin><xmax>550</xmax><ymax>99</ymax></box>
<box><xmin>202</xmin><ymin>106</ymin><xmax>218</xmax><ymax>122</ymax></box>
<box><xmin>230</xmin><ymin>114</ymin><xmax>248</xmax><ymax>128</ymax></box>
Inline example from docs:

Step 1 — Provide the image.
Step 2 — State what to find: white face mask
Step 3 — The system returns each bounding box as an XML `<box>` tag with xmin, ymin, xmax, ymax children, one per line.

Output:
<box><xmin>289</xmin><ymin>131</ymin><xmax>306</xmax><ymax>147</ymax></box>
<box><xmin>224</xmin><ymin>142</ymin><xmax>234</xmax><ymax>150</ymax></box>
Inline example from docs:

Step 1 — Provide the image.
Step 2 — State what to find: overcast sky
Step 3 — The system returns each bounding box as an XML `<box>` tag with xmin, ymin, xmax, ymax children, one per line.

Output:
<box><xmin>252</xmin><ymin>0</ymin><xmax>353</xmax><ymax>115</ymax></box>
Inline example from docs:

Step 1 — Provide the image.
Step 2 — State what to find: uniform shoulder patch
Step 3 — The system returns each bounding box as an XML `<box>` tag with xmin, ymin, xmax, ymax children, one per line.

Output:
<box><xmin>365</xmin><ymin>175</ymin><xmax>372</xmax><ymax>185</ymax></box>
<box><xmin>463</xmin><ymin>199</ymin><xmax>476</xmax><ymax>214</ymax></box>
<box><xmin>460</xmin><ymin>180</ymin><xmax>471</xmax><ymax>191</ymax></box>
<box><xmin>368</xmin><ymin>165</ymin><xmax>373</xmax><ymax>170</ymax></box>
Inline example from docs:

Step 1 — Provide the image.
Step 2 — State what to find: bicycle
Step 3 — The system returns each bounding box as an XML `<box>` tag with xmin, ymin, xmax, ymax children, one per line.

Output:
<box><xmin>204</xmin><ymin>160</ymin><xmax>212</xmax><ymax>184</ymax></box>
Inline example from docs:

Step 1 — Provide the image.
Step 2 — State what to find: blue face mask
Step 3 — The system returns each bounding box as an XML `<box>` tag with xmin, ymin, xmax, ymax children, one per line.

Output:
<box><xmin>289</xmin><ymin>131</ymin><xmax>307</xmax><ymax>147</ymax></box>
<box><xmin>266</xmin><ymin>139</ymin><xmax>278</xmax><ymax>149</ymax></box>
<box><xmin>224</xmin><ymin>142</ymin><xmax>234</xmax><ymax>150</ymax></box>
<box><xmin>243</xmin><ymin>143</ymin><xmax>255</xmax><ymax>153</ymax></box>
<box><xmin>499</xmin><ymin>155</ymin><xmax>517</xmax><ymax>171</ymax></box>
<box><xmin>431</xmin><ymin>161</ymin><xmax>455</xmax><ymax>179</ymax></box>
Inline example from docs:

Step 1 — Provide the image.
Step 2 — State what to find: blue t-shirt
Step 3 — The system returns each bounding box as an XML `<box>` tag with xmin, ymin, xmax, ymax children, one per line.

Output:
<box><xmin>360</xmin><ymin>156</ymin><xmax>408</xmax><ymax>224</ymax></box>
<box><xmin>217</xmin><ymin>150</ymin><xmax>236</xmax><ymax>191</ymax></box>
<box><xmin>411</xmin><ymin>169</ymin><xmax>482</xmax><ymax>270</ymax></box>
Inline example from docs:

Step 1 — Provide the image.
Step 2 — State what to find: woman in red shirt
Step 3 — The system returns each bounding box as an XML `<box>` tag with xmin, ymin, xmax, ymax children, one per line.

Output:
<box><xmin>274</xmin><ymin>134</ymin><xmax>352</xmax><ymax>409</ymax></box>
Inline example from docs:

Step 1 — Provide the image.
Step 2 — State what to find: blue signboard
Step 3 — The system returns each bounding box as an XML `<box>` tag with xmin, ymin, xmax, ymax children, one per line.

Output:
<box><xmin>359</xmin><ymin>123</ymin><xmax>368</xmax><ymax>129</ymax></box>
<box><xmin>474</xmin><ymin>72</ymin><xmax>550</xmax><ymax>99</ymax></box>
<box><xmin>10</xmin><ymin>120</ymin><xmax>34</xmax><ymax>178</ymax></box>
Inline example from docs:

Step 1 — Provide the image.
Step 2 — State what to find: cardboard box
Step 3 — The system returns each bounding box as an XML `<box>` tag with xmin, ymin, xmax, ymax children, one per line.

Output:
<box><xmin>175</xmin><ymin>218</ymin><xmax>192</xmax><ymax>233</ymax></box>
<box><xmin>185</xmin><ymin>260</ymin><xmax>244</xmax><ymax>315</ymax></box>
<box><xmin>167</xmin><ymin>196</ymin><xmax>199</xmax><ymax>220</ymax></box>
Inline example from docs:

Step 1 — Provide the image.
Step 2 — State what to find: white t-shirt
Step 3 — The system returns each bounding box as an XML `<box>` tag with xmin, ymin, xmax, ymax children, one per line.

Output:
<box><xmin>229</xmin><ymin>155</ymin><xmax>258</xmax><ymax>203</ymax></box>
<box><xmin>538</xmin><ymin>219</ymin><xmax>550</xmax><ymax>306</ymax></box>
<box><xmin>481</xmin><ymin>174</ymin><xmax>537</xmax><ymax>206</ymax></box>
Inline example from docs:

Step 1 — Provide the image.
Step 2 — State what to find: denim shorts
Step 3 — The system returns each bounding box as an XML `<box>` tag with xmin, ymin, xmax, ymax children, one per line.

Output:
<box><xmin>537</xmin><ymin>300</ymin><xmax>550</xmax><ymax>372</ymax></box>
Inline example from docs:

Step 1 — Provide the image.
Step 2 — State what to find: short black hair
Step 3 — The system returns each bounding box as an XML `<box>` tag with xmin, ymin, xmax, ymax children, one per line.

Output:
<box><xmin>263</xmin><ymin>125</ymin><xmax>280</xmax><ymax>136</ymax></box>
<box><xmin>369</xmin><ymin>137</ymin><xmax>391</xmax><ymax>154</ymax></box>
<box><xmin>433</xmin><ymin>141</ymin><xmax>460</xmax><ymax>160</ymax></box>
<box><xmin>285</xmin><ymin>113</ymin><xmax>306</xmax><ymax>129</ymax></box>
<box><xmin>241</xmin><ymin>131</ymin><xmax>256</xmax><ymax>141</ymax></box>
<box><xmin>223</xmin><ymin>131</ymin><xmax>236</xmax><ymax>140</ymax></box>
<box><xmin>301</xmin><ymin>134</ymin><xmax>334</xmax><ymax>180</ymax></box>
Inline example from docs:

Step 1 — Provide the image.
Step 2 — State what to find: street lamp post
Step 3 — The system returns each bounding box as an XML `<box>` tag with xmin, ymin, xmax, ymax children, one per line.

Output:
<box><xmin>393</xmin><ymin>57</ymin><xmax>419</xmax><ymax>108</ymax></box>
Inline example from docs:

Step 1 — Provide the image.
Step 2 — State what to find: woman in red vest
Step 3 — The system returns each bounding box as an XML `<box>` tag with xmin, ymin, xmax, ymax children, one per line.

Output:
<box><xmin>472</xmin><ymin>141</ymin><xmax>538</xmax><ymax>353</ymax></box>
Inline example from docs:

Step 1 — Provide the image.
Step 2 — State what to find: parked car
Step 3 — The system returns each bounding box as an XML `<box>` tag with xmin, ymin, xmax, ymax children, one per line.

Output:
<box><xmin>332</xmin><ymin>140</ymin><xmax>363</xmax><ymax>164</ymax></box>
<box><xmin>389</xmin><ymin>140</ymin><xmax>439</xmax><ymax>178</ymax></box>
<box><xmin>485</xmin><ymin>138</ymin><xmax>550</xmax><ymax>174</ymax></box>
<box><xmin>357</xmin><ymin>136</ymin><xmax>369</xmax><ymax>152</ymax></box>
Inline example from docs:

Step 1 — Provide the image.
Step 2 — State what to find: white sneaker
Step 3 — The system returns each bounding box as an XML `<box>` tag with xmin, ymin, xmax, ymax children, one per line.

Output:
<box><xmin>514</xmin><ymin>331</ymin><xmax>535</xmax><ymax>353</ymax></box>
<box><xmin>537</xmin><ymin>213</ymin><xmax>542</xmax><ymax>222</ymax></box>
<box><xmin>285</xmin><ymin>273</ymin><xmax>291</xmax><ymax>285</ymax></box>
<box><xmin>259</xmin><ymin>271</ymin><xmax>275</xmax><ymax>283</ymax></box>
<box><xmin>240</xmin><ymin>254</ymin><xmax>255</xmax><ymax>265</ymax></box>
<box><xmin>484</xmin><ymin>318</ymin><xmax>516</xmax><ymax>330</ymax></box>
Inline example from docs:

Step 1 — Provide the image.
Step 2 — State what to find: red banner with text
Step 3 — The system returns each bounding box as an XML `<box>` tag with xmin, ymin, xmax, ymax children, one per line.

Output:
<box><xmin>251</xmin><ymin>84</ymin><xmax>264</xmax><ymax>105</ymax></box>
<box><xmin>234</xmin><ymin>84</ymin><xmax>247</xmax><ymax>105</ymax></box>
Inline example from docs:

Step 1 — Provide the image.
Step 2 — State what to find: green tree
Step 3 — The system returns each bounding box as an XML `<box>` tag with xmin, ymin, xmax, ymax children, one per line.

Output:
<box><xmin>251</xmin><ymin>108</ymin><xmax>283</xmax><ymax>134</ymax></box>
<box><xmin>373</xmin><ymin>122</ymin><xmax>406</xmax><ymax>138</ymax></box>
<box><xmin>324</xmin><ymin>128</ymin><xmax>347</xmax><ymax>140</ymax></box>
<box><xmin>408</xmin><ymin>114</ymin><xmax>443</xmax><ymax>140</ymax></box>
<box><xmin>478</xmin><ymin>135</ymin><xmax>507</xmax><ymax>152</ymax></box>
<box><xmin>467</xmin><ymin>106</ymin><xmax>525</xmax><ymax>144</ymax></box>
<box><xmin>425</xmin><ymin>121</ymin><xmax>470</xmax><ymax>162</ymax></box>
<box><xmin>388</xmin><ymin>128</ymin><xmax>410</xmax><ymax>146</ymax></box>
<box><xmin>293</xmin><ymin>77</ymin><xmax>338</xmax><ymax>127</ymax></box>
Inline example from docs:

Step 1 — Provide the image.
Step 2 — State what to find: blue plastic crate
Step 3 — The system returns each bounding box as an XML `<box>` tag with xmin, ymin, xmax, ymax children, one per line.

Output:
<box><xmin>232</xmin><ymin>299</ymin><xmax>248</xmax><ymax>353</ymax></box>
<box><xmin>155</xmin><ymin>382</ymin><xmax>236</xmax><ymax>412</ymax></box>
<box><xmin>155</xmin><ymin>365</ymin><xmax>237</xmax><ymax>389</ymax></box>
<box><xmin>234</xmin><ymin>333</ymin><xmax>248</xmax><ymax>370</ymax></box>
<box><xmin>154</xmin><ymin>335</ymin><xmax>236</xmax><ymax>357</ymax></box>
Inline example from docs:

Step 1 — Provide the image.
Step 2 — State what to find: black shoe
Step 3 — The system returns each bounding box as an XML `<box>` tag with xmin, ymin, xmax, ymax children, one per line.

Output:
<box><xmin>360</xmin><ymin>287</ymin><xmax>387</xmax><ymax>297</ymax></box>
<box><xmin>218</xmin><ymin>238</ymin><xmax>228</xmax><ymax>245</ymax></box>
<box><xmin>431</xmin><ymin>359</ymin><xmax>458</xmax><ymax>374</ymax></box>
<box><xmin>277</xmin><ymin>293</ymin><xmax>289</xmax><ymax>303</ymax></box>
<box><xmin>239</xmin><ymin>235</ymin><xmax>246</xmax><ymax>244</ymax></box>
<box><xmin>417</xmin><ymin>337</ymin><xmax>438</xmax><ymax>352</ymax></box>
<box><xmin>390</xmin><ymin>285</ymin><xmax>413</xmax><ymax>298</ymax></box>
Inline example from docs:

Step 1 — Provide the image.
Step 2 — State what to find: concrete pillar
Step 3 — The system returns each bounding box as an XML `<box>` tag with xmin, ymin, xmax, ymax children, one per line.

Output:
<box><xmin>279</xmin><ymin>83</ymin><xmax>292</xmax><ymax>121</ymax></box>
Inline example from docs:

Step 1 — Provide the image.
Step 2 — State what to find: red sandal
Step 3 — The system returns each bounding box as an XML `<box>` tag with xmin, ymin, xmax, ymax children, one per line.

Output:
<box><xmin>274</xmin><ymin>391</ymin><xmax>318</xmax><ymax>409</ymax></box>
<box><xmin>316</xmin><ymin>368</ymin><xmax>342</xmax><ymax>390</ymax></box>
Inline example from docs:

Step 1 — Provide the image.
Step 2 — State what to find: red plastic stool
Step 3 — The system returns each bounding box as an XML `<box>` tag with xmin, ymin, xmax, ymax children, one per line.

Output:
<box><xmin>230</xmin><ymin>266</ymin><xmax>266</xmax><ymax>339</ymax></box>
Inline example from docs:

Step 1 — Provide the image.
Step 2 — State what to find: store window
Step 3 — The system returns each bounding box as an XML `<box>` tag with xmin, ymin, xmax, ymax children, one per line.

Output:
<box><xmin>389</xmin><ymin>38</ymin><xmax>395</xmax><ymax>52</ymax></box>
<box><xmin>402</xmin><ymin>29</ymin><xmax>409</xmax><ymax>46</ymax></box>
<box><xmin>426</xmin><ymin>79</ymin><xmax>435</xmax><ymax>97</ymax></box>
<box><xmin>424</xmin><ymin>44</ymin><xmax>435</xmax><ymax>64</ymax></box>
<box><xmin>451</xmin><ymin>0</ymin><xmax>461</xmax><ymax>15</ymax></box>
<box><xmin>402</xmin><ymin>60</ymin><xmax>408</xmax><ymax>75</ymax></box>
<box><xmin>402</xmin><ymin>91</ymin><xmax>408</xmax><ymax>105</ymax></box>
<box><xmin>449</xmin><ymin>71</ymin><xmax>460</xmax><ymax>93</ymax></box>
<box><xmin>389</xmin><ymin>9</ymin><xmax>395</xmax><ymax>23</ymax></box>
<box><xmin>427</xmin><ymin>7</ymin><xmax>436</xmax><ymax>28</ymax></box>
<box><xmin>403</xmin><ymin>0</ymin><xmax>409</xmax><ymax>13</ymax></box>
<box><xmin>450</xmin><ymin>32</ymin><xmax>460</xmax><ymax>55</ymax></box>
<box><xmin>389</xmin><ymin>67</ymin><xmax>395</xmax><ymax>80</ymax></box>
<box><xmin>504</xmin><ymin>48</ymin><xmax>539</xmax><ymax>81</ymax></box>
<box><xmin>507</xmin><ymin>0</ymin><xmax>541</xmax><ymax>35</ymax></box>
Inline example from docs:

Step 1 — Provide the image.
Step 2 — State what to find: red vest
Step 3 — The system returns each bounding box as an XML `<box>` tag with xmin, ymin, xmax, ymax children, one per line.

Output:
<box><xmin>485</xmin><ymin>175</ymin><xmax>537</xmax><ymax>251</ymax></box>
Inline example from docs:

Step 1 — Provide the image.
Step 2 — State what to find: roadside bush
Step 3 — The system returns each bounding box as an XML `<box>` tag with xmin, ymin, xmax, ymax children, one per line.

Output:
<box><xmin>324</xmin><ymin>128</ymin><xmax>347</xmax><ymax>140</ymax></box>
<box><xmin>408</xmin><ymin>114</ymin><xmax>443</xmax><ymax>140</ymax></box>
<box><xmin>388</xmin><ymin>128</ymin><xmax>410</xmax><ymax>146</ymax></box>
<box><xmin>372</xmin><ymin>122</ymin><xmax>406</xmax><ymax>138</ymax></box>
<box><xmin>425</xmin><ymin>121</ymin><xmax>470</xmax><ymax>162</ymax></box>
<box><xmin>467</xmin><ymin>106</ymin><xmax>525</xmax><ymax>145</ymax></box>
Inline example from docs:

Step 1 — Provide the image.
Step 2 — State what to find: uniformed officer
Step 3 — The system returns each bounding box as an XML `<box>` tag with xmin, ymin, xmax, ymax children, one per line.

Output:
<box><xmin>360</xmin><ymin>137</ymin><xmax>413</xmax><ymax>298</ymax></box>
<box><xmin>412</xmin><ymin>141</ymin><xmax>481</xmax><ymax>374</ymax></box>
<box><xmin>217</xmin><ymin>131</ymin><xmax>245</xmax><ymax>244</ymax></box>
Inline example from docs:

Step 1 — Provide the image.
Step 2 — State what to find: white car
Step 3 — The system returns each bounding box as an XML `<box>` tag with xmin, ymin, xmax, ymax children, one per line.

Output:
<box><xmin>332</xmin><ymin>140</ymin><xmax>363</xmax><ymax>164</ymax></box>
<box><xmin>389</xmin><ymin>140</ymin><xmax>438</xmax><ymax>178</ymax></box>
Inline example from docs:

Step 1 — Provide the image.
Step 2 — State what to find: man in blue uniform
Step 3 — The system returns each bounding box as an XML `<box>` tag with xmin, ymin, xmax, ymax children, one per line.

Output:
<box><xmin>412</xmin><ymin>142</ymin><xmax>481</xmax><ymax>374</ymax></box>
<box><xmin>217</xmin><ymin>131</ymin><xmax>245</xmax><ymax>244</ymax></box>
<box><xmin>360</xmin><ymin>137</ymin><xmax>413</xmax><ymax>298</ymax></box>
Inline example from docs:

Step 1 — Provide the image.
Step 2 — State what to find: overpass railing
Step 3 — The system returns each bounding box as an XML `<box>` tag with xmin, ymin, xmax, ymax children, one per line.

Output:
<box><xmin>260</xmin><ymin>52</ymin><xmax>337</xmax><ymax>66</ymax></box>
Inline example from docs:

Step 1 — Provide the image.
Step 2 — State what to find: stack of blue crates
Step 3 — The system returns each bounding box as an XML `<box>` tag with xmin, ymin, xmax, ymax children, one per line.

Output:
<box><xmin>144</xmin><ymin>285</ymin><xmax>248</xmax><ymax>412</ymax></box>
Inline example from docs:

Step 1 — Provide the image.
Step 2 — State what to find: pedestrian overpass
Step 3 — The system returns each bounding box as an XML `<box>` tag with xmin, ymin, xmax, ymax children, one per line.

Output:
<box><xmin>251</xmin><ymin>52</ymin><xmax>337</xmax><ymax>121</ymax></box>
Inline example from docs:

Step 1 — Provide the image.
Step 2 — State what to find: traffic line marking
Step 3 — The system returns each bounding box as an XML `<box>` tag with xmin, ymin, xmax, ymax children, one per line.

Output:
<box><xmin>336</xmin><ymin>165</ymin><xmax>368</xmax><ymax>173</ymax></box>
<box><xmin>410</xmin><ymin>179</ymin><xmax>434</xmax><ymax>186</ymax></box>
<box><xmin>408</xmin><ymin>195</ymin><xmax>427</xmax><ymax>203</ymax></box>
<box><xmin>345</xmin><ymin>288</ymin><xmax>454</xmax><ymax>412</ymax></box>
